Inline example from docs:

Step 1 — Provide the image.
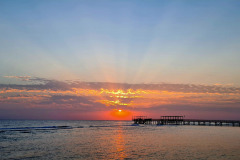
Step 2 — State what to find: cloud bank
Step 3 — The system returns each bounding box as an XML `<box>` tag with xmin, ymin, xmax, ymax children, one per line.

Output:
<box><xmin>0</xmin><ymin>76</ymin><xmax>240</xmax><ymax>120</ymax></box>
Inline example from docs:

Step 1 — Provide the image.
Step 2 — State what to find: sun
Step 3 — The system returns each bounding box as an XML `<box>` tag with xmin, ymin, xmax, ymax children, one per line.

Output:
<box><xmin>109</xmin><ymin>109</ymin><xmax>132</xmax><ymax>120</ymax></box>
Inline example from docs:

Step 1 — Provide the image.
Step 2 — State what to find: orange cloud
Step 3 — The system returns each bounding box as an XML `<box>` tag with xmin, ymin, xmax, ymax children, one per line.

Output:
<box><xmin>1</xmin><ymin>87</ymin><xmax>240</xmax><ymax>108</ymax></box>
<box><xmin>1</xmin><ymin>80</ymin><xmax>240</xmax><ymax>120</ymax></box>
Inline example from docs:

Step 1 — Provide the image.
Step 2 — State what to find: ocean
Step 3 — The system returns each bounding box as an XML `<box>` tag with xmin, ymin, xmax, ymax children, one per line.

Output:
<box><xmin>0</xmin><ymin>120</ymin><xmax>240</xmax><ymax>160</ymax></box>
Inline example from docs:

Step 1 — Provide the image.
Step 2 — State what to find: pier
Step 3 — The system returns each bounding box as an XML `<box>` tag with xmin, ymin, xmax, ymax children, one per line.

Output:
<box><xmin>132</xmin><ymin>116</ymin><xmax>240</xmax><ymax>127</ymax></box>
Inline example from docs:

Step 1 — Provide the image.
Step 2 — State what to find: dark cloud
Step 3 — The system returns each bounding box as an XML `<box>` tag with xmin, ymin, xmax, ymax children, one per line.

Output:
<box><xmin>0</xmin><ymin>102</ymin><xmax>106</xmax><ymax>120</ymax></box>
<box><xmin>0</xmin><ymin>76</ymin><xmax>240</xmax><ymax>94</ymax></box>
<box><xmin>1</xmin><ymin>77</ymin><xmax>240</xmax><ymax>93</ymax></box>
<box><xmin>37</xmin><ymin>95</ymin><xmax>93</xmax><ymax>105</ymax></box>
<box><xmin>146</xmin><ymin>104</ymin><xmax>240</xmax><ymax>112</ymax></box>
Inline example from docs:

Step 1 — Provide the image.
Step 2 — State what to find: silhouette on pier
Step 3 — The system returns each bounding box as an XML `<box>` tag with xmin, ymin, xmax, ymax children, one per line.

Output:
<box><xmin>132</xmin><ymin>116</ymin><xmax>240</xmax><ymax>127</ymax></box>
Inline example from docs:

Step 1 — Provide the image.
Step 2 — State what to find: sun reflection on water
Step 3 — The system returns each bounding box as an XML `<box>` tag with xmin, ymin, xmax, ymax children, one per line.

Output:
<box><xmin>114</xmin><ymin>123</ymin><xmax>126</xmax><ymax>159</ymax></box>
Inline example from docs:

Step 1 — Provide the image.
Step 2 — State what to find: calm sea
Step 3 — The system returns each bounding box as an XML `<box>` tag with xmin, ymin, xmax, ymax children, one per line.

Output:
<box><xmin>0</xmin><ymin>120</ymin><xmax>240</xmax><ymax>160</ymax></box>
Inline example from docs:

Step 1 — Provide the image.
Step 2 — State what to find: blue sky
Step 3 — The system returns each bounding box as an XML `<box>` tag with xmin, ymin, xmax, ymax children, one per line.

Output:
<box><xmin>1</xmin><ymin>0</ymin><xmax>240</xmax><ymax>120</ymax></box>
<box><xmin>0</xmin><ymin>0</ymin><xmax>240</xmax><ymax>85</ymax></box>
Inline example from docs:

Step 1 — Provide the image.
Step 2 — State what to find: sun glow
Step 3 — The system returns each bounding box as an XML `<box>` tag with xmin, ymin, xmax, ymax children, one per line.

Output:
<box><xmin>109</xmin><ymin>109</ymin><xmax>131</xmax><ymax>119</ymax></box>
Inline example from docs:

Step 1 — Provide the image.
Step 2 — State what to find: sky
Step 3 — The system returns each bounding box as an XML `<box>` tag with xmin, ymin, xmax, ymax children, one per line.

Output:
<box><xmin>0</xmin><ymin>0</ymin><xmax>240</xmax><ymax>120</ymax></box>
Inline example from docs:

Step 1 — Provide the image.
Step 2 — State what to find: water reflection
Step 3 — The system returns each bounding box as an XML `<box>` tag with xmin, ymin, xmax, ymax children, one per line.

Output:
<box><xmin>114</xmin><ymin>124</ymin><xmax>126</xmax><ymax>159</ymax></box>
<box><xmin>2</xmin><ymin>120</ymin><xmax>240</xmax><ymax>160</ymax></box>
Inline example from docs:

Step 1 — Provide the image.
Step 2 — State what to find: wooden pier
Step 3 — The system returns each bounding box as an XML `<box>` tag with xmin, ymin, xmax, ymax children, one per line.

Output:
<box><xmin>132</xmin><ymin>116</ymin><xmax>240</xmax><ymax>127</ymax></box>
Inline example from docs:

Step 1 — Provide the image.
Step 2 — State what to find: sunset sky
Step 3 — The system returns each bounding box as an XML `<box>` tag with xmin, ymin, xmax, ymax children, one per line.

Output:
<box><xmin>0</xmin><ymin>0</ymin><xmax>240</xmax><ymax>120</ymax></box>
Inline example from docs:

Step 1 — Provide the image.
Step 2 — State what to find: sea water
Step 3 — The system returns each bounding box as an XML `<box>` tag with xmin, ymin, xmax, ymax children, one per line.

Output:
<box><xmin>0</xmin><ymin>120</ymin><xmax>240</xmax><ymax>160</ymax></box>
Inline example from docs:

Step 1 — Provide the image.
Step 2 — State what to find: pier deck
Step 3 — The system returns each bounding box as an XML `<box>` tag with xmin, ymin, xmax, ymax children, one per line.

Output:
<box><xmin>132</xmin><ymin>116</ymin><xmax>240</xmax><ymax>127</ymax></box>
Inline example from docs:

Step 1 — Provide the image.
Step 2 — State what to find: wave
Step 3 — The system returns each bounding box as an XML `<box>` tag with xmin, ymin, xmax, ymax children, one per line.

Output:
<box><xmin>0</xmin><ymin>125</ymin><xmax>73</xmax><ymax>132</ymax></box>
<box><xmin>0</xmin><ymin>123</ymin><xmax>139</xmax><ymax>132</ymax></box>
